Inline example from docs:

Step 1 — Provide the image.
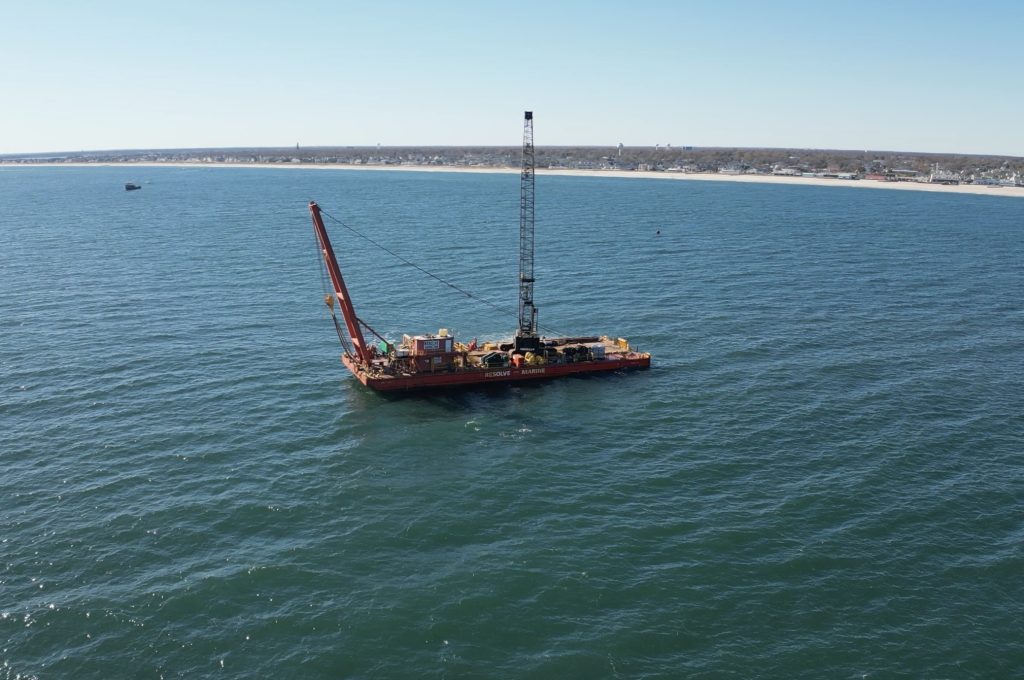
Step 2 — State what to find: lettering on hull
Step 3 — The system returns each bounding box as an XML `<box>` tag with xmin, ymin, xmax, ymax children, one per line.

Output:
<box><xmin>347</xmin><ymin>353</ymin><xmax>650</xmax><ymax>392</ymax></box>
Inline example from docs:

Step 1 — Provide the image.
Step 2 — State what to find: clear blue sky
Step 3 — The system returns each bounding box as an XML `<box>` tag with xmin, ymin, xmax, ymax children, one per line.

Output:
<box><xmin>3</xmin><ymin>0</ymin><xmax>1022</xmax><ymax>155</ymax></box>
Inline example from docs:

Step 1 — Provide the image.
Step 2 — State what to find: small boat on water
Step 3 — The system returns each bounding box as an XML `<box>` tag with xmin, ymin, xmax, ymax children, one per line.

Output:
<box><xmin>310</xmin><ymin>112</ymin><xmax>651</xmax><ymax>393</ymax></box>
<box><xmin>125</xmin><ymin>183</ymin><xmax>141</xmax><ymax>191</ymax></box>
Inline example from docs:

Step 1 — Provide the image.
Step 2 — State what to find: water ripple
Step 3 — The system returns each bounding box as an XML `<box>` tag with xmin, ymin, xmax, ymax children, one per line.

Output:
<box><xmin>2</xmin><ymin>168</ymin><xmax>1023</xmax><ymax>678</ymax></box>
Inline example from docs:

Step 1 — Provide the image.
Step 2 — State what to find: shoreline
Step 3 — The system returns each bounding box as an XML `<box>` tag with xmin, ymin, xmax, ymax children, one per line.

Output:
<box><xmin>4</xmin><ymin>161</ymin><xmax>1024</xmax><ymax>198</ymax></box>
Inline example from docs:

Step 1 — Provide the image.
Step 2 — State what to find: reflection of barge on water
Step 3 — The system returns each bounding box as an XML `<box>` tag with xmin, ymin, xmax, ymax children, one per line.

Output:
<box><xmin>309</xmin><ymin>112</ymin><xmax>651</xmax><ymax>393</ymax></box>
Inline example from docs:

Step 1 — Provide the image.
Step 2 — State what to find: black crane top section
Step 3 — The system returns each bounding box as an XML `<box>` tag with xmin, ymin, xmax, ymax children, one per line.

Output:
<box><xmin>516</xmin><ymin>110</ymin><xmax>539</xmax><ymax>352</ymax></box>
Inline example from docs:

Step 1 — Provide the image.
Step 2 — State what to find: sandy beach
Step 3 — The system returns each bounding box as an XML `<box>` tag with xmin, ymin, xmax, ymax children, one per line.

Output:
<box><xmin>6</xmin><ymin>161</ymin><xmax>1024</xmax><ymax>199</ymax></box>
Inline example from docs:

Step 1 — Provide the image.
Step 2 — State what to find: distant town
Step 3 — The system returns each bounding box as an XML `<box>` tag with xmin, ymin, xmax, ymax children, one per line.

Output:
<box><xmin>3</xmin><ymin>145</ymin><xmax>1024</xmax><ymax>186</ymax></box>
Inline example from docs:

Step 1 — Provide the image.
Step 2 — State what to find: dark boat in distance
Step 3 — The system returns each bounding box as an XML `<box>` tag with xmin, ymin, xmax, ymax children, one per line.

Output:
<box><xmin>125</xmin><ymin>182</ymin><xmax>141</xmax><ymax>191</ymax></box>
<box><xmin>310</xmin><ymin>112</ymin><xmax>651</xmax><ymax>393</ymax></box>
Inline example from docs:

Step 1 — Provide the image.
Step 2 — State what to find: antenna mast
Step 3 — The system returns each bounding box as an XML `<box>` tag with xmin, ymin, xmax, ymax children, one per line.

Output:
<box><xmin>516</xmin><ymin>111</ymin><xmax>539</xmax><ymax>351</ymax></box>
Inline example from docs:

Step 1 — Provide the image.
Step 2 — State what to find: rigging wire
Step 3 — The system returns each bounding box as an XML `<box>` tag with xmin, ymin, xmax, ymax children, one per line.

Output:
<box><xmin>318</xmin><ymin>207</ymin><xmax>566</xmax><ymax>337</ymax></box>
<box><xmin>311</xmin><ymin>225</ymin><xmax>333</xmax><ymax>301</ymax></box>
<box><xmin>311</xmin><ymin>221</ymin><xmax>354</xmax><ymax>355</ymax></box>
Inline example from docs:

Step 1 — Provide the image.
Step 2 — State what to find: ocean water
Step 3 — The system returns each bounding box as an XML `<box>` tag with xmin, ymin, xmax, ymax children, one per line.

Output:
<box><xmin>2</xmin><ymin>166</ymin><xmax>1023</xmax><ymax>679</ymax></box>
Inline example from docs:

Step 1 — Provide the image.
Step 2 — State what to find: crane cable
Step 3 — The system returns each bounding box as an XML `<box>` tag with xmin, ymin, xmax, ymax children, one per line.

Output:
<box><xmin>311</xmin><ymin>222</ymin><xmax>354</xmax><ymax>355</ymax></box>
<box><xmin>317</xmin><ymin>206</ymin><xmax>566</xmax><ymax>337</ymax></box>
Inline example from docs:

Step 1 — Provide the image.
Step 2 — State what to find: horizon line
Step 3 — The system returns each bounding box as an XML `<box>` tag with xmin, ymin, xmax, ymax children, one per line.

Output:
<box><xmin>3</xmin><ymin>144</ymin><xmax>1023</xmax><ymax>161</ymax></box>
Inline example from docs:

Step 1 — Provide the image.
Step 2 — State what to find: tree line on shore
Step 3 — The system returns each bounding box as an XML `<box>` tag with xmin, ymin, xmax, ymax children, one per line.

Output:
<box><xmin>3</xmin><ymin>145</ymin><xmax>1021</xmax><ymax>178</ymax></box>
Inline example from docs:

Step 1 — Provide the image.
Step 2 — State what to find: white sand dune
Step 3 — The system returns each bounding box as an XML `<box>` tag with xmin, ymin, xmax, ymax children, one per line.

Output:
<box><xmin>8</xmin><ymin>161</ymin><xmax>1024</xmax><ymax>198</ymax></box>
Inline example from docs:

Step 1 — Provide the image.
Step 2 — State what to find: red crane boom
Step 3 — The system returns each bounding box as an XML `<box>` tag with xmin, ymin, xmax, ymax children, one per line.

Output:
<box><xmin>309</xmin><ymin>201</ymin><xmax>370</xmax><ymax>365</ymax></box>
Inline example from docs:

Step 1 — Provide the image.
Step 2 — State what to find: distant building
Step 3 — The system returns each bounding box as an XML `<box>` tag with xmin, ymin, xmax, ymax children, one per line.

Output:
<box><xmin>890</xmin><ymin>168</ymin><xmax>920</xmax><ymax>181</ymax></box>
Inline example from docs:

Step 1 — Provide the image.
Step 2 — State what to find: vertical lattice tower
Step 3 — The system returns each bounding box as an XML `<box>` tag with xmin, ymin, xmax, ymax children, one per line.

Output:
<box><xmin>518</xmin><ymin>111</ymin><xmax>537</xmax><ymax>340</ymax></box>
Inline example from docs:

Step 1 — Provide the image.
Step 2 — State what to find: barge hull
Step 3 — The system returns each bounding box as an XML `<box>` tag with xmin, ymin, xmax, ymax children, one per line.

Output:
<box><xmin>342</xmin><ymin>353</ymin><xmax>651</xmax><ymax>392</ymax></box>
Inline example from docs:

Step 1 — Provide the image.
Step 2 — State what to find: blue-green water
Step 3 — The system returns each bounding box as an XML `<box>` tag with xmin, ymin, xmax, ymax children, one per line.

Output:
<box><xmin>2</xmin><ymin>167</ymin><xmax>1023</xmax><ymax>678</ymax></box>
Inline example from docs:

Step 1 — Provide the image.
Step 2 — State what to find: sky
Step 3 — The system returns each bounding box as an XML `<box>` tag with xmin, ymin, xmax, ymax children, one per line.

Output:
<box><xmin>2</xmin><ymin>0</ymin><xmax>1023</xmax><ymax>156</ymax></box>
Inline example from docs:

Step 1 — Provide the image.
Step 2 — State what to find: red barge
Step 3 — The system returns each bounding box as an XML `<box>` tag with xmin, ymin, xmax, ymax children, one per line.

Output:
<box><xmin>310</xmin><ymin>112</ymin><xmax>651</xmax><ymax>393</ymax></box>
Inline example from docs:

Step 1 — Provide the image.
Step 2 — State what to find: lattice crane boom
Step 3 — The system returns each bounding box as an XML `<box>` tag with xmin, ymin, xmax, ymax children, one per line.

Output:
<box><xmin>517</xmin><ymin>111</ymin><xmax>538</xmax><ymax>347</ymax></box>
